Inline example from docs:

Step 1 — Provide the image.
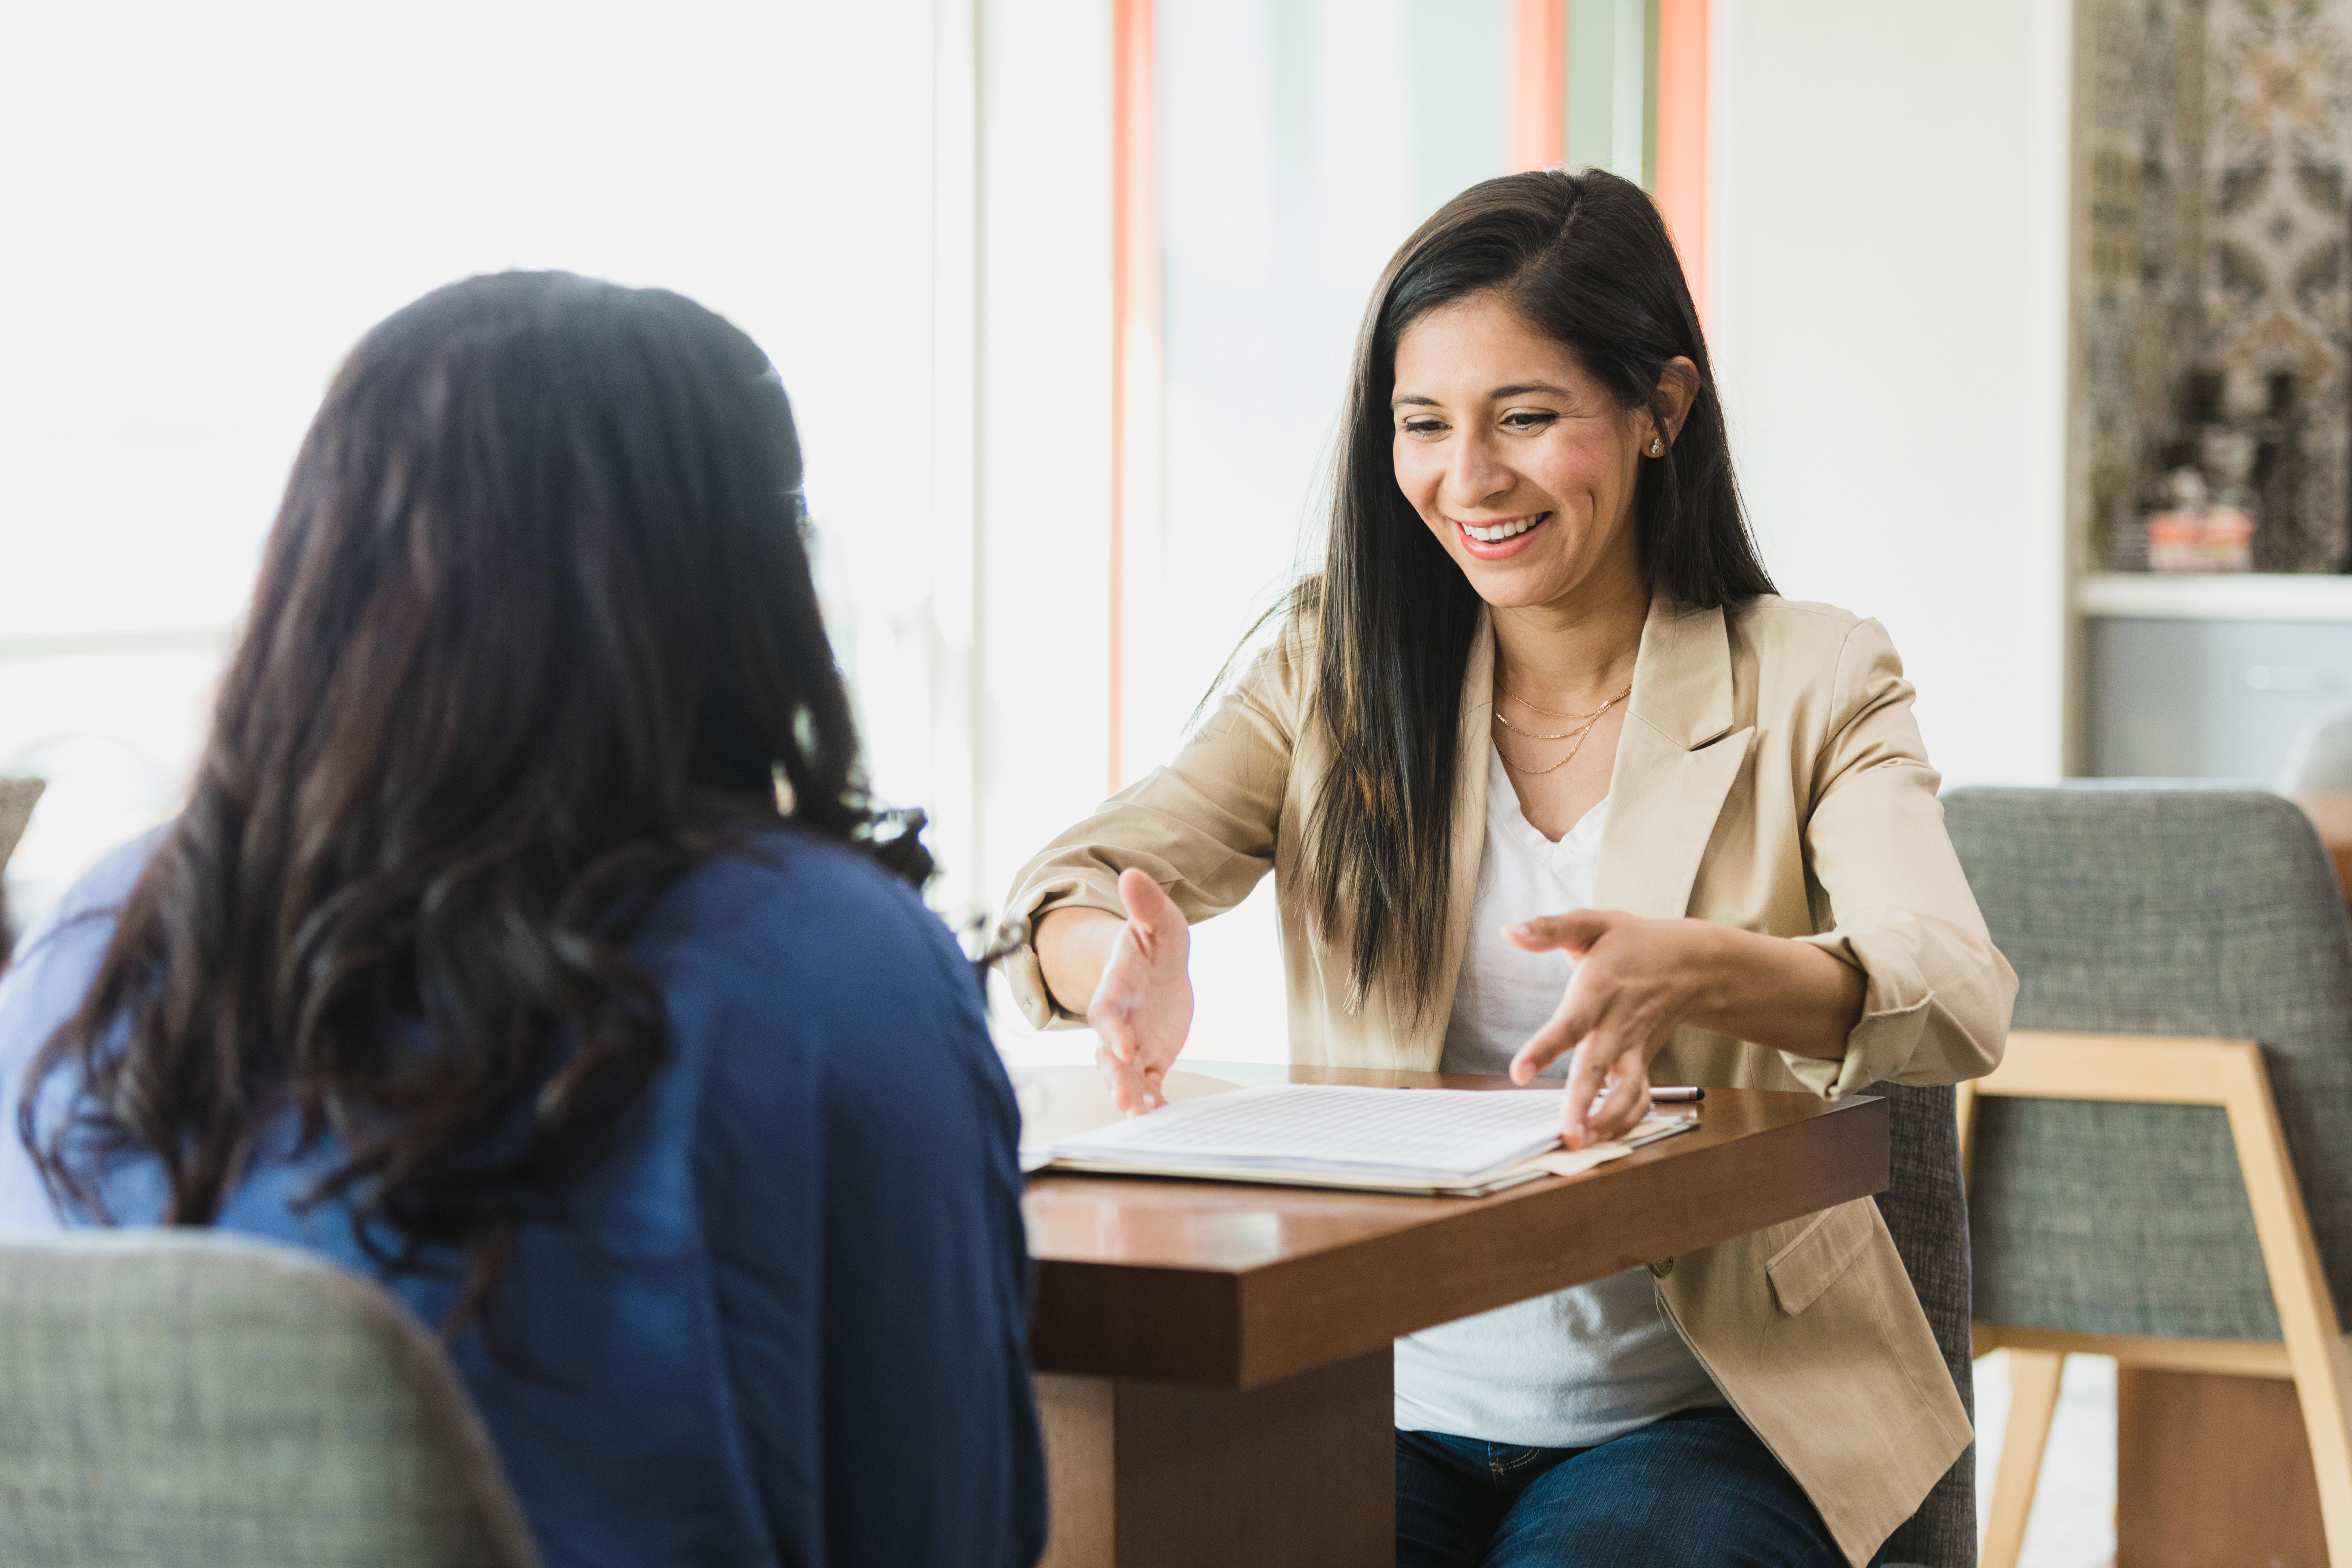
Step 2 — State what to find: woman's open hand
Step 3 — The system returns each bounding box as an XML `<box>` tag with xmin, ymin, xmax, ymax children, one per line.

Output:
<box><xmin>1505</xmin><ymin>910</ymin><xmax>1869</xmax><ymax>1148</ymax></box>
<box><xmin>1505</xmin><ymin>910</ymin><xmax>1708</xmax><ymax>1149</ymax></box>
<box><xmin>1083</xmin><ymin>868</ymin><xmax>1194</xmax><ymax>1114</ymax></box>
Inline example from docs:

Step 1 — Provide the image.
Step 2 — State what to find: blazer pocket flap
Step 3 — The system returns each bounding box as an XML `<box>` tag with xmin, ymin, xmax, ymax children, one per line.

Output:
<box><xmin>1765</xmin><ymin>1200</ymin><xmax>1878</xmax><ymax>1316</ymax></box>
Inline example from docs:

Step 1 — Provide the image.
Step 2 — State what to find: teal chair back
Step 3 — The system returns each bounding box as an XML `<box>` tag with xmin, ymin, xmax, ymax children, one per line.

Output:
<box><xmin>0</xmin><ymin>1230</ymin><xmax>539</xmax><ymax>1568</ymax></box>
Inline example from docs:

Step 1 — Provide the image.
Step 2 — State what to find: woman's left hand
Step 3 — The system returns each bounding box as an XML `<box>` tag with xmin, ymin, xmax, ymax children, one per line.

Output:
<box><xmin>1504</xmin><ymin>910</ymin><xmax>1713</xmax><ymax>1149</ymax></box>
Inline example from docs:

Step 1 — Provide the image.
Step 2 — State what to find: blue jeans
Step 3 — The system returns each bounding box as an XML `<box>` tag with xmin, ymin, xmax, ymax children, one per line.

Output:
<box><xmin>1396</xmin><ymin>1408</ymin><xmax>1882</xmax><ymax>1567</ymax></box>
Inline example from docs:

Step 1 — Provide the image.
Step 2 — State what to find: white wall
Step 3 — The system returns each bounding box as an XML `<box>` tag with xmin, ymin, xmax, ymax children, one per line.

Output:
<box><xmin>1707</xmin><ymin>0</ymin><xmax>2075</xmax><ymax>786</ymax></box>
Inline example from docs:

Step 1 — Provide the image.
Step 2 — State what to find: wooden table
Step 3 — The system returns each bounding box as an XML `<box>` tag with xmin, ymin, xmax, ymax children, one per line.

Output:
<box><xmin>1022</xmin><ymin>1064</ymin><xmax>1890</xmax><ymax>1568</ymax></box>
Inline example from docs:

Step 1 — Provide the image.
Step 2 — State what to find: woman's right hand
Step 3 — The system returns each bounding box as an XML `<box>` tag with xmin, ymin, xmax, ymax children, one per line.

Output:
<box><xmin>1035</xmin><ymin>867</ymin><xmax>1194</xmax><ymax>1114</ymax></box>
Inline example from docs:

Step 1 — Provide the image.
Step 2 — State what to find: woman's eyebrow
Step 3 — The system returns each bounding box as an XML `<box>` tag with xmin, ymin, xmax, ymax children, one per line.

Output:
<box><xmin>1390</xmin><ymin>382</ymin><xmax>1573</xmax><ymax>409</ymax></box>
<box><xmin>1392</xmin><ymin>381</ymin><xmax>1572</xmax><ymax>409</ymax></box>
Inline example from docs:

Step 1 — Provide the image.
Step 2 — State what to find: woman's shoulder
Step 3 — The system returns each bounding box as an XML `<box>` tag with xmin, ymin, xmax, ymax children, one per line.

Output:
<box><xmin>1160</xmin><ymin>597</ymin><xmax>1324</xmax><ymax>758</ymax></box>
<box><xmin>1727</xmin><ymin>593</ymin><xmax>1870</xmax><ymax>639</ymax></box>
<box><xmin>1217</xmin><ymin>591</ymin><xmax>1326</xmax><ymax>721</ymax></box>
<box><xmin>1718</xmin><ymin>595</ymin><xmax>1914</xmax><ymax>747</ymax></box>
<box><xmin>1724</xmin><ymin>595</ymin><xmax>1901</xmax><ymax>676</ymax></box>
<box><xmin>9</xmin><ymin>826</ymin><xmax>168</xmax><ymax>955</ymax></box>
<box><xmin>645</xmin><ymin>828</ymin><xmax>1009</xmax><ymax>1163</ymax></box>
<box><xmin>657</xmin><ymin>827</ymin><xmax>965</xmax><ymax>973</ymax></box>
<box><xmin>0</xmin><ymin>825</ymin><xmax>169</xmax><ymax>1042</ymax></box>
<box><xmin>644</xmin><ymin>826</ymin><xmax>981</xmax><ymax>1039</ymax></box>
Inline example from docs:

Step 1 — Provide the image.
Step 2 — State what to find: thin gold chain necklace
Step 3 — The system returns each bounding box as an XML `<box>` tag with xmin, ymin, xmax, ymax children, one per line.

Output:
<box><xmin>1501</xmin><ymin>683</ymin><xmax>1627</xmax><ymax>720</ymax></box>
<box><xmin>1493</xmin><ymin>686</ymin><xmax>1629</xmax><ymax>740</ymax></box>
<box><xmin>1492</xmin><ymin>684</ymin><xmax>1631</xmax><ymax>776</ymax></box>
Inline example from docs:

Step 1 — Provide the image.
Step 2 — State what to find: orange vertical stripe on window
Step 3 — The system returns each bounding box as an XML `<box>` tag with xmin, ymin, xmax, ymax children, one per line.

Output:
<box><xmin>1109</xmin><ymin>0</ymin><xmax>1156</xmax><ymax>795</ymax></box>
<box><xmin>1510</xmin><ymin>0</ymin><xmax>1565</xmax><ymax>173</ymax></box>
<box><xmin>1653</xmin><ymin>0</ymin><xmax>1709</xmax><ymax>315</ymax></box>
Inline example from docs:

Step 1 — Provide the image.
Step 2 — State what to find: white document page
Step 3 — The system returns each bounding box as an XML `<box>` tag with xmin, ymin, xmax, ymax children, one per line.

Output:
<box><xmin>1045</xmin><ymin>1084</ymin><xmax>1573</xmax><ymax>1182</ymax></box>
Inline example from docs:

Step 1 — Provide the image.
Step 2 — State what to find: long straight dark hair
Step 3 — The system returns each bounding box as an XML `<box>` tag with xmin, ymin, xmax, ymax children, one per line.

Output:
<box><xmin>23</xmin><ymin>272</ymin><xmax>924</xmax><ymax>1327</ymax></box>
<box><xmin>1304</xmin><ymin>168</ymin><xmax>1771</xmax><ymax>1012</ymax></box>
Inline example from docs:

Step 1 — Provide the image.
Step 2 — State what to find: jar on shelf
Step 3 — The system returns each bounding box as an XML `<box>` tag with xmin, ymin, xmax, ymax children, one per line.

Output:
<box><xmin>2202</xmin><ymin>495</ymin><xmax>2257</xmax><ymax>571</ymax></box>
<box><xmin>2146</xmin><ymin>466</ymin><xmax>2211</xmax><ymax>573</ymax></box>
<box><xmin>2149</xmin><ymin>511</ymin><xmax>2205</xmax><ymax>572</ymax></box>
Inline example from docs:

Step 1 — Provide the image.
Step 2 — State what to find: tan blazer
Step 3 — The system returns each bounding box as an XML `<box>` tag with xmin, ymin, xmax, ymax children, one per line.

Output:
<box><xmin>1000</xmin><ymin>592</ymin><xmax>2016</xmax><ymax>1565</ymax></box>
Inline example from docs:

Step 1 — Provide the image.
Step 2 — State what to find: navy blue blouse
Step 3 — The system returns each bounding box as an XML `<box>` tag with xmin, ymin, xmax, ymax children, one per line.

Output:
<box><xmin>0</xmin><ymin>826</ymin><xmax>1047</xmax><ymax>1568</ymax></box>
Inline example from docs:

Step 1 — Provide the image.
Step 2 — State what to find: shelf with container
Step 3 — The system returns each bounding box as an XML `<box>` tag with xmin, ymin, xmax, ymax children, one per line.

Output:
<box><xmin>2068</xmin><ymin>3</ymin><xmax>2352</xmax><ymax>784</ymax></box>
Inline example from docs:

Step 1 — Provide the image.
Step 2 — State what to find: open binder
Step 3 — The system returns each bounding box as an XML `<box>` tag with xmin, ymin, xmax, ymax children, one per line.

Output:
<box><xmin>1029</xmin><ymin>1082</ymin><xmax>1695</xmax><ymax>1197</ymax></box>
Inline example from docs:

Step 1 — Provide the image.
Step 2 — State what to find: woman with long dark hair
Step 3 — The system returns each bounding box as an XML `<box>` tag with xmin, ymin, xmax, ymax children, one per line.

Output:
<box><xmin>999</xmin><ymin>171</ymin><xmax>2013</xmax><ymax>1566</ymax></box>
<box><xmin>0</xmin><ymin>273</ymin><xmax>1045</xmax><ymax>1567</ymax></box>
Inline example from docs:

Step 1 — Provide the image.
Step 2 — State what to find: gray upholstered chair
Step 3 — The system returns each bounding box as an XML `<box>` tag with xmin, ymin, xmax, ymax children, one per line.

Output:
<box><xmin>1870</xmin><ymin>1080</ymin><xmax>1976</xmax><ymax>1568</ymax></box>
<box><xmin>0</xmin><ymin>1229</ymin><xmax>539</xmax><ymax>1568</ymax></box>
<box><xmin>1945</xmin><ymin>786</ymin><xmax>2352</xmax><ymax>1568</ymax></box>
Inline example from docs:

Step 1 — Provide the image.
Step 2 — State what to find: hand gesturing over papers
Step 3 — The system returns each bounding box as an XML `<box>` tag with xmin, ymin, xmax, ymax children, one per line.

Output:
<box><xmin>1504</xmin><ymin>909</ymin><xmax>1868</xmax><ymax>1151</ymax></box>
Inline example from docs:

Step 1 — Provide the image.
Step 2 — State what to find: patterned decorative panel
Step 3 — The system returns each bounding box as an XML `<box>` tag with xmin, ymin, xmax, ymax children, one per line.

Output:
<box><xmin>2081</xmin><ymin>0</ymin><xmax>2352</xmax><ymax>572</ymax></box>
<box><xmin>2205</xmin><ymin>0</ymin><xmax>2352</xmax><ymax>570</ymax></box>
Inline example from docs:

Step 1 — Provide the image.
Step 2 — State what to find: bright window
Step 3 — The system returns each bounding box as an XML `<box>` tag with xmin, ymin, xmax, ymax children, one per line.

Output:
<box><xmin>0</xmin><ymin>3</ymin><xmax>960</xmax><ymax>931</ymax></box>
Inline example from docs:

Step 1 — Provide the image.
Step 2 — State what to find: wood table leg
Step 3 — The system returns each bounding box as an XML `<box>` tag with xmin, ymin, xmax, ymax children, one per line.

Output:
<box><xmin>1034</xmin><ymin>1349</ymin><xmax>1394</xmax><ymax>1568</ymax></box>
<box><xmin>2116</xmin><ymin>1366</ymin><xmax>2328</xmax><ymax>1568</ymax></box>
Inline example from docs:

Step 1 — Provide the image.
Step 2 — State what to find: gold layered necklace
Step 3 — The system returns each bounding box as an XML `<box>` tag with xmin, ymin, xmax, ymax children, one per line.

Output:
<box><xmin>1492</xmin><ymin>683</ymin><xmax>1632</xmax><ymax>776</ymax></box>
<box><xmin>1499</xmin><ymin>687</ymin><xmax>1621</xmax><ymax>721</ymax></box>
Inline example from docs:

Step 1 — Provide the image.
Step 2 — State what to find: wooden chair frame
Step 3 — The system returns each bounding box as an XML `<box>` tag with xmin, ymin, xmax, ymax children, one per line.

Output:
<box><xmin>1958</xmin><ymin>1029</ymin><xmax>2352</xmax><ymax>1568</ymax></box>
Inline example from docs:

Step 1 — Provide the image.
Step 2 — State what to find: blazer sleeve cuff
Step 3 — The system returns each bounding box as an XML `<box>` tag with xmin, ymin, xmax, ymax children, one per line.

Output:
<box><xmin>1780</xmin><ymin>928</ymin><xmax>1934</xmax><ymax>1100</ymax></box>
<box><xmin>998</xmin><ymin>875</ymin><xmax>1126</xmax><ymax>1031</ymax></box>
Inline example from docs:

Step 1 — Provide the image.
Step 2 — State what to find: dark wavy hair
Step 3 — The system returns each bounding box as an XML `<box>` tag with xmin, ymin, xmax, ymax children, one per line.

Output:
<box><xmin>22</xmin><ymin>271</ymin><xmax>926</xmax><ymax>1329</ymax></box>
<box><xmin>1303</xmin><ymin>168</ymin><xmax>1771</xmax><ymax>1011</ymax></box>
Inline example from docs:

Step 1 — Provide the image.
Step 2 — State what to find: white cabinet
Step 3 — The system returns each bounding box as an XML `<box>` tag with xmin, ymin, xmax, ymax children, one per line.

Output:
<box><xmin>2081</xmin><ymin>575</ymin><xmax>2352</xmax><ymax>782</ymax></box>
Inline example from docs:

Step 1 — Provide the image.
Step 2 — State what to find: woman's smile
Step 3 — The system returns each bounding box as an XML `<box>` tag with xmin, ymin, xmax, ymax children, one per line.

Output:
<box><xmin>1454</xmin><ymin>511</ymin><xmax>1551</xmax><ymax>558</ymax></box>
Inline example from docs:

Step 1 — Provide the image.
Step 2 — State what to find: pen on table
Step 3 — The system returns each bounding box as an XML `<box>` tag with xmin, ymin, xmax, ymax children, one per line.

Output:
<box><xmin>1651</xmin><ymin>1086</ymin><xmax>1705</xmax><ymax>1103</ymax></box>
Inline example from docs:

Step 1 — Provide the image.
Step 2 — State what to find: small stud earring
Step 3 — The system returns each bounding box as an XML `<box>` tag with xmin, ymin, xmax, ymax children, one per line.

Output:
<box><xmin>1649</xmin><ymin>437</ymin><xmax>1665</xmax><ymax>457</ymax></box>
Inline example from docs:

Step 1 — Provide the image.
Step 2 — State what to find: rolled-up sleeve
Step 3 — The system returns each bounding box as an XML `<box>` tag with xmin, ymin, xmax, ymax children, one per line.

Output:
<box><xmin>996</xmin><ymin>633</ymin><xmax>1306</xmax><ymax>1030</ymax></box>
<box><xmin>1783</xmin><ymin>619</ymin><xmax>2016</xmax><ymax>1098</ymax></box>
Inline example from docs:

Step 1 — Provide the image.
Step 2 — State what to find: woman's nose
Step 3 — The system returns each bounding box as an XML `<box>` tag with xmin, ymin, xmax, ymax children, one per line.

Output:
<box><xmin>1443</xmin><ymin>432</ymin><xmax>1513</xmax><ymax>510</ymax></box>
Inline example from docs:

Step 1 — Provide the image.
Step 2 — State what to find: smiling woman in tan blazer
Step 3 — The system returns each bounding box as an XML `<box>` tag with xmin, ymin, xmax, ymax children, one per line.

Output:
<box><xmin>1000</xmin><ymin>170</ymin><xmax>2015</xmax><ymax>1568</ymax></box>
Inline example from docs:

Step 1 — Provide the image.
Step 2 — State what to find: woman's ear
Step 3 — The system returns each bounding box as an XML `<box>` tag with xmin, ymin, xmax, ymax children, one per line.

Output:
<box><xmin>1649</xmin><ymin>357</ymin><xmax>1701</xmax><ymax>447</ymax></box>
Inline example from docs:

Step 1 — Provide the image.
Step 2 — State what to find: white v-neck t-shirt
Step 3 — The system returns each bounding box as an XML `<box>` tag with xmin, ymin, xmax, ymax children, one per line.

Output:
<box><xmin>1390</xmin><ymin>743</ymin><xmax>1721</xmax><ymax>1447</ymax></box>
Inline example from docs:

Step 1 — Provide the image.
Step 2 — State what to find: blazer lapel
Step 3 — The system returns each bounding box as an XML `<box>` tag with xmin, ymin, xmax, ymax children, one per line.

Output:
<box><xmin>1593</xmin><ymin>595</ymin><xmax>1756</xmax><ymax>919</ymax></box>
